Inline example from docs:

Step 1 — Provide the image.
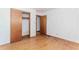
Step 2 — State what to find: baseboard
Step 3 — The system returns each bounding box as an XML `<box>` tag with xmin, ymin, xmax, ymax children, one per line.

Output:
<box><xmin>36</xmin><ymin>31</ymin><xmax>40</xmax><ymax>32</ymax></box>
<box><xmin>0</xmin><ymin>41</ymin><xmax>10</xmax><ymax>45</ymax></box>
<box><xmin>22</xmin><ymin>35</ymin><xmax>29</xmax><ymax>38</ymax></box>
<box><xmin>47</xmin><ymin>34</ymin><xmax>79</xmax><ymax>44</ymax></box>
<box><xmin>30</xmin><ymin>35</ymin><xmax>36</xmax><ymax>38</ymax></box>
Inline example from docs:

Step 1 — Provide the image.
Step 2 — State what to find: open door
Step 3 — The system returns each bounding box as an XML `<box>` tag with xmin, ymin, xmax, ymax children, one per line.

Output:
<box><xmin>11</xmin><ymin>9</ymin><xmax>22</xmax><ymax>43</ymax></box>
<box><xmin>40</xmin><ymin>16</ymin><xmax>46</xmax><ymax>34</ymax></box>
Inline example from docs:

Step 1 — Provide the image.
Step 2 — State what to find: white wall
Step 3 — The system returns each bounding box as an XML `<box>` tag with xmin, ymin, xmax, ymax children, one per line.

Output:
<box><xmin>0</xmin><ymin>8</ymin><xmax>10</xmax><ymax>45</ymax></box>
<box><xmin>37</xmin><ymin>16</ymin><xmax>40</xmax><ymax>31</ymax></box>
<box><xmin>47</xmin><ymin>8</ymin><xmax>79</xmax><ymax>43</ymax></box>
<box><xmin>22</xmin><ymin>19</ymin><xmax>29</xmax><ymax>36</ymax></box>
<box><xmin>36</xmin><ymin>10</ymin><xmax>46</xmax><ymax>16</ymax></box>
<box><xmin>30</xmin><ymin>9</ymin><xmax>36</xmax><ymax>37</ymax></box>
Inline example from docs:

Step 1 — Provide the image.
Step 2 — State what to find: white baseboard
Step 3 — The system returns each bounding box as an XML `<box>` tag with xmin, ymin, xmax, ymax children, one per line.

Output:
<box><xmin>0</xmin><ymin>41</ymin><xmax>10</xmax><ymax>45</ymax></box>
<box><xmin>47</xmin><ymin>34</ymin><xmax>79</xmax><ymax>44</ymax></box>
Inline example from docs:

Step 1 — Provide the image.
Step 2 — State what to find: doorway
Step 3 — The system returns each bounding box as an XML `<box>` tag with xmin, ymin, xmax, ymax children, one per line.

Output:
<box><xmin>11</xmin><ymin>8</ymin><xmax>30</xmax><ymax>43</ymax></box>
<box><xmin>36</xmin><ymin>15</ymin><xmax>40</xmax><ymax>35</ymax></box>
<box><xmin>36</xmin><ymin>15</ymin><xmax>47</xmax><ymax>36</ymax></box>
<box><xmin>22</xmin><ymin>11</ymin><xmax>30</xmax><ymax>38</ymax></box>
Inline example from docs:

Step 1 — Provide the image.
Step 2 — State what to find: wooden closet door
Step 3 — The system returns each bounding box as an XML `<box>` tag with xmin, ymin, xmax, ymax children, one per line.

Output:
<box><xmin>11</xmin><ymin>9</ymin><xmax>22</xmax><ymax>43</ymax></box>
<box><xmin>40</xmin><ymin>16</ymin><xmax>46</xmax><ymax>34</ymax></box>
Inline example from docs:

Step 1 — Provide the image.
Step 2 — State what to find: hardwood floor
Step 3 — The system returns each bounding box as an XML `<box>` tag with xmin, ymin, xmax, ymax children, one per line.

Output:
<box><xmin>0</xmin><ymin>34</ymin><xmax>79</xmax><ymax>50</ymax></box>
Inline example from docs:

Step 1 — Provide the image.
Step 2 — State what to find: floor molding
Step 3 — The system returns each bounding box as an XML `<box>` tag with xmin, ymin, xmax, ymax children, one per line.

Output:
<box><xmin>22</xmin><ymin>35</ymin><xmax>29</xmax><ymax>38</ymax></box>
<box><xmin>47</xmin><ymin>34</ymin><xmax>79</xmax><ymax>44</ymax></box>
<box><xmin>0</xmin><ymin>41</ymin><xmax>10</xmax><ymax>45</ymax></box>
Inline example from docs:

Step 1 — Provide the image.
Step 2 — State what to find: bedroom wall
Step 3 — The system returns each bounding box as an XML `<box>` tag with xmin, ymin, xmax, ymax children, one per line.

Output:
<box><xmin>0</xmin><ymin>8</ymin><xmax>10</xmax><ymax>45</ymax></box>
<box><xmin>36</xmin><ymin>10</ymin><xmax>46</xmax><ymax>16</ymax></box>
<box><xmin>46</xmin><ymin>8</ymin><xmax>79</xmax><ymax>43</ymax></box>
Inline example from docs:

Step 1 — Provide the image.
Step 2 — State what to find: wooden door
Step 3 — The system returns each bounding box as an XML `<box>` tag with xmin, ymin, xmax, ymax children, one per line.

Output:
<box><xmin>40</xmin><ymin>16</ymin><xmax>46</xmax><ymax>34</ymax></box>
<box><xmin>11</xmin><ymin>9</ymin><xmax>22</xmax><ymax>43</ymax></box>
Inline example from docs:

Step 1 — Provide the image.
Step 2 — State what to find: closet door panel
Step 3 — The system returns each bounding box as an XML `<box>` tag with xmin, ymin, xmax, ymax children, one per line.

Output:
<box><xmin>11</xmin><ymin>9</ymin><xmax>22</xmax><ymax>43</ymax></box>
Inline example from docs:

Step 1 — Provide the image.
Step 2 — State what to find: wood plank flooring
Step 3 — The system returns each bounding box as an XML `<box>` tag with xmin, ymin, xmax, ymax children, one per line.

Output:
<box><xmin>0</xmin><ymin>34</ymin><xmax>79</xmax><ymax>50</ymax></box>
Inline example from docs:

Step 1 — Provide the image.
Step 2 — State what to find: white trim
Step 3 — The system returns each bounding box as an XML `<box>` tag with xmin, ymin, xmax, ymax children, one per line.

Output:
<box><xmin>0</xmin><ymin>41</ymin><xmax>10</xmax><ymax>45</ymax></box>
<box><xmin>47</xmin><ymin>34</ymin><xmax>79</xmax><ymax>44</ymax></box>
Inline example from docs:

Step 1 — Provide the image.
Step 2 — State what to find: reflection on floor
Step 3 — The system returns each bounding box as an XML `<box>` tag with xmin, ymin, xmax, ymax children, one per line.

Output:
<box><xmin>0</xmin><ymin>34</ymin><xmax>79</xmax><ymax>50</ymax></box>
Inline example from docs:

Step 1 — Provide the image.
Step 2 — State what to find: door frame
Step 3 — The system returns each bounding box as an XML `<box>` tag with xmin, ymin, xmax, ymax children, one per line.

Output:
<box><xmin>22</xmin><ymin>11</ymin><xmax>30</xmax><ymax>37</ymax></box>
<box><xmin>10</xmin><ymin>8</ymin><xmax>31</xmax><ymax>43</ymax></box>
<box><xmin>36</xmin><ymin>15</ymin><xmax>41</xmax><ymax>35</ymax></box>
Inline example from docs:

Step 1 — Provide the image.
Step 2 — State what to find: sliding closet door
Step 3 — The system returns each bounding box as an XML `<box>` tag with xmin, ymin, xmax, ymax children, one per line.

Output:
<box><xmin>11</xmin><ymin>9</ymin><xmax>22</xmax><ymax>43</ymax></box>
<box><xmin>40</xmin><ymin>16</ymin><xmax>46</xmax><ymax>34</ymax></box>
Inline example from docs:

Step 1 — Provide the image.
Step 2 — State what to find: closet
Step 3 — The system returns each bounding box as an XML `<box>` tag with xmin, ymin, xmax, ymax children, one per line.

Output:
<box><xmin>22</xmin><ymin>12</ymin><xmax>30</xmax><ymax>37</ymax></box>
<box><xmin>11</xmin><ymin>8</ymin><xmax>30</xmax><ymax>43</ymax></box>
